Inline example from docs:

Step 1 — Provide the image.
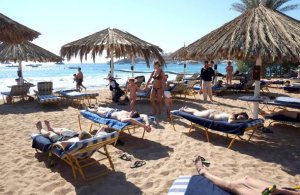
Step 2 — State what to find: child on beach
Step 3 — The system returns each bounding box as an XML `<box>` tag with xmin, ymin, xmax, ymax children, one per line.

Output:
<box><xmin>226</xmin><ymin>61</ymin><xmax>234</xmax><ymax>85</ymax></box>
<box><xmin>73</xmin><ymin>74</ymin><xmax>80</xmax><ymax>90</ymax></box>
<box><xmin>126</xmin><ymin>78</ymin><xmax>138</xmax><ymax>114</ymax></box>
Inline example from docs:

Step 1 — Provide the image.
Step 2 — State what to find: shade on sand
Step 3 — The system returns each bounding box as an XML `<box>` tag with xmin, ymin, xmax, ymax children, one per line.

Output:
<box><xmin>60</xmin><ymin>28</ymin><xmax>165</xmax><ymax>77</ymax></box>
<box><xmin>0</xmin><ymin>13</ymin><xmax>40</xmax><ymax>43</ymax></box>
<box><xmin>185</xmin><ymin>5</ymin><xmax>300</xmax><ymax>118</ymax></box>
<box><xmin>0</xmin><ymin>41</ymin><xmax>62</xmax><ymax>84</ymax></box>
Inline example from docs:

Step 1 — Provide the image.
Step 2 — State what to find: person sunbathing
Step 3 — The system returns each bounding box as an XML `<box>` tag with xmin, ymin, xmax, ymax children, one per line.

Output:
<box><xmin>259</xmin><ymin>109</ymin><xmax>300</xmax><ymax>122</ymax></box>
<box><xmin>179</xmin><ymin>107</ymin><xmax>249</xmax><ymax>123</ymax></box>
<box><xmin>87</xmin><ymin>106</ymin><xmax>152</xmax><ymax>132</ymax></box>
<box><xmin>36</xmin><ymin>121</ymin><xmax>91</xmax><ymax>143</ymax></box>
<box><xmin>194</xmin><ymin>156</ymin><xmax>299</xmax><ymax>195</ymax></box>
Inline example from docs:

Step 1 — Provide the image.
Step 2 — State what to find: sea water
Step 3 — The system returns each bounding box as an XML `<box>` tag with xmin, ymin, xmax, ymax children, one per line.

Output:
<box><xmin>0</xmin><ymin>62</ymin><xmax>236</xmax><ymax>93</ymax></box>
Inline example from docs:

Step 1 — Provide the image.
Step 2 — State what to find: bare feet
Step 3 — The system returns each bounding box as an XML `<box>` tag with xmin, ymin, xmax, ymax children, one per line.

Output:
<box><xmin>144</xmin><ymin>125</ymin><xmax>152</xmax><ymax>132</ymax></box>
<box><xmin>44</xmin><ymin>120</ymin><xmax>52</xmax><ymax>131</ymax></box>
<box><xmin>36</xmin><ymin>121</ymin><xmax>42</xmax><ymax>131</ymax></box>
<box><xmin>194</xmin><ymin>156</ymin><xmax>208</xmax><ymax>176</ymax></box>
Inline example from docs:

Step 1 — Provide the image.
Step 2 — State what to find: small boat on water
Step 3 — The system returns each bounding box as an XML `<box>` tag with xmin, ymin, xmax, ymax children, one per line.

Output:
<box><xmin>26</xmin><ymin>64</ymin><xmax>42</xmax><ymax>67</ymax></box>
<box><xmin>5</xmin><ymin>65</ymin><xmax>19</xmax><ymax>67</ymax></box>
<box><xmin>68</xmin><ymin>66</ymin><xmax>79</xmax><ymax>69</ymax></box>
<box><xmin>55</xmin><ymin>61</ymin><xmax>64</xmax><ymax>65</ymax></box>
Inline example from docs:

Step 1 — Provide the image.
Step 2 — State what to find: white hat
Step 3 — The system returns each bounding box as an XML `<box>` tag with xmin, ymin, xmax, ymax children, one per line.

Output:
<box><xmin>164</xmin><ymin>91</ymin><xmax>171</xmax><ymax>98</ymax></box>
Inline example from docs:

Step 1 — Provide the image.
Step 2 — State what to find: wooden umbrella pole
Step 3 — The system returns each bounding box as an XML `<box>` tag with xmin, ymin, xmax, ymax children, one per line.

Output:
<box><xmin>253</xmin><ymin>56</ymin><xmax>262</xmax><ymax>119</ymax></box>
<box><xmin>110</xmin><ymin>56</ymin><xmax>114</xmax><ymax>77</ymax></box>
<box><xmin>18</xmin><ymin>60</ymin><xmax>24</xmax><ymax>85</ymax></box>
<box><xmin>131</xmin><ymin>56</ymin><xmax>135</xmax><ymax>78</ymax></box>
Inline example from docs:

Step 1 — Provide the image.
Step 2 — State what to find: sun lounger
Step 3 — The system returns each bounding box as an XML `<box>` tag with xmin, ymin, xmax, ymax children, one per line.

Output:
<box><xmin>32</xmin><ymin>130</ymin><xmax>118</xmax><ymax>180</ymax></box>
<box><xmin>136</xmin><ymin>87</ymin><xmax>151</xmax><ymax>100</ymax></box>
<box><xmin>193</xmin><ymin>85</ymin><xmax>227</xmax><ymax>96</ymax></box>
<box><xmin>35</xmin><ymin>82</ymin><xmax>60</xmax><ymax>105</ymax></box>
<box><xmin>1</xmin><ymin>84</ymin><xmax>30</xmax><ymax>103</ymax></box>
<box><xmin>168</xmin><ymin>175</ymin><xmax>232</xmax><ymax>195</ymax></box>
<box><xmin>57</xmin><ymin>89</ymin><xmax>98</xmax><ymax>106</ymax></box>
<box><xmin>170</xmin><ymin>110</ymin><xmax>264</xmax><ymax>149</ymax></box>
<box><xmin>78</xmin><ymin>110</ymin><xmax>150</xmax><ymax>139</ymax></box>
<box><xmin>283</xmin><ymin>85</ymin><xmax>300</xmax><ymax>92</ymax></box>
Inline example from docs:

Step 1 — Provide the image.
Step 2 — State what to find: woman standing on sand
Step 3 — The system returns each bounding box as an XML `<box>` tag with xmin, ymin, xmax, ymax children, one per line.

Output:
<box><xmin>144</xmin><ymin>61</ymin><xmax>165</xmax><ymax>116</ymax></box>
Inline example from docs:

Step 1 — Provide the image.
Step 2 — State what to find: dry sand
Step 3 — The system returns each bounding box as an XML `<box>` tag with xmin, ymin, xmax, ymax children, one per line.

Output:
<box><xmin>0</xmin><ymin>86</ymin><xmax>299</xmax><ymax>195</ymax></box>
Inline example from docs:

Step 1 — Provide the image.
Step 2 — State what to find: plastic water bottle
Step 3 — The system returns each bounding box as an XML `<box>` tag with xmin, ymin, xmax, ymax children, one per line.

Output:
<box><xmin>262</xmin><ymin>185</ymin><xmax>276</xmax><ymax>195</ymax></box>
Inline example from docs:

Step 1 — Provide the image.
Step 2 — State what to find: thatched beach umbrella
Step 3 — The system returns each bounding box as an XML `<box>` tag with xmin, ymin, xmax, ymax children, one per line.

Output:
<box><xmin>0</xmin><ymin>41</ymin><xmax>62</xmax><ymax>84</ymax></box>
<box><xmin>185</xmin><ymin>5</ymin><xmax>300</xmax><ymax>118</ymax></box>
<box><xmin>60</xmin><ymin>28</ymin><xmax>165</xmax><ymax>77</ymax></box>
<box><xmin>0</xmin><ymin>13</ymin><xmax>40</xmax><ymax>43</ymax></box>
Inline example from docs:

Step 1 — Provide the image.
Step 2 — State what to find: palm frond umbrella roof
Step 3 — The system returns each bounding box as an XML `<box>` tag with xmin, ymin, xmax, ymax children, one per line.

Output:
<box><xmin>169</xmin><ymin>46</ymin><xmax>189</xmax><ymax>60</ymax></box>
<box><xmin>186</xmin><ymin>5</ymin><xmax>300</xmax><ymax>62</ymax></box>
<box><xmin>0</xmin><ymin>41</ymin><xmax>62</xmax><ymax>62</ymax></box>
<box><xmin>60</xmin><ymin>28</ymin><xmax>165</xmax><ymax>66</ymax></box>
<box><xmin>0</xmin><ymin>13</ymin><xmax>40</xmax><ymax>43</ymax></box>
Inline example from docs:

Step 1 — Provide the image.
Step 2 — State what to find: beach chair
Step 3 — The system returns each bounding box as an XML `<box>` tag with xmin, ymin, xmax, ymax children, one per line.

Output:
<box><xmin>283</xmin><ymin>84</ymin><xmax>300</xmax><ymax>93</ymax></box>
<box><xmin>135</xmin><ymin>75</ymin><xmax>146</xmax><ymax>88</ymax></box>
<box><xmin>184</xmin><ymin>73</ymin><xmax>200</xmax><ymax>81</ymax></box>
<box><xmin>35</xmin><ymin>82</ymin><xmax>60</xmax><ymax>105</ymax></box>
<box><xmin>168</xmin><ymin>175</ymin><xmax>232</xmax><ymax>195</ymax></box>
<box><xmin>193</xmin><ymin>84</ymin><xmax>227</xmax><ymax>96</ymax></box>
<box><xmin>170</xmin><ymin>110</ymin><xmax>264</xmax><ymax>149</ymax></box>
<box><xmin>136</xmin><ymin>87</ymin><xmax>151</xmax><ymax>100</ymax></box>
<box><xmin>169</xmin><ymin>83</ymin><xmax>188</xmax><ymax>99</ymax></box>
<box><xmin>261</xmin><ymin>97</ymin><xmax>300</xmax><ymax>127</ymax></box>
<box><xmin>1</xmin><ymin>84</ymin><xmax>30</xmax><ymax>103</ymax></box>
<box><xmin>50</xmin><ymin>130</ymin><xmax>118</xmax><ymax>180</ymax></box>
<box><xmin>78</xmin><ymin>110</ymin><xmax>152</xmax><ymax>139</ymax></box>
<box><xmin>57</xmin><ymin>89</ymin><xmax>98</xmax><ymax>107</ymax></box>
<box><xmin>185</xmin><ymin>80</ymin><xmax>200</xmax><ymax>98</ymax></box>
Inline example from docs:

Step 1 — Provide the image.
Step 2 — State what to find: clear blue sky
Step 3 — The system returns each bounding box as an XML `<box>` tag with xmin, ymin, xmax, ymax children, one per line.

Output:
<box><xmin>1</xmin><ymin>0</ymin><xmax>300</xmax><ymax>62</ymax></box>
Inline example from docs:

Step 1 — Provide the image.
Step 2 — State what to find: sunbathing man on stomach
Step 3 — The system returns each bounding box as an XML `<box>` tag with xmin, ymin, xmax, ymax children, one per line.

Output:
<box><xmin>87</xmin><ymin>106</ymin><xmax>152</xmax><ymax>132</ymax></box>
<box><xmin>179</xmin><ymin>107</ymin><xmax>249</xmax><ymax>123</ymax></box>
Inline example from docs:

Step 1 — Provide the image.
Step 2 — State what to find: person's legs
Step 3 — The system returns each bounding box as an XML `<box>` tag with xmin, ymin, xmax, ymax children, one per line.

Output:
<box><xmin>36</xmin><ymin>121</ymin><xmax>59</xmax><ymax>140</ymax></box>
<box><xmin>149</xmin><ymin>89</ymin><xmax>158</xmax><ymax>115</ymax></box>
<box><xmin>195</xmin><ymin>156</ymin><xmax>273</xmax><ymax>195</ymax></box>
<box><xmin>228</xmin><ymin>74</ymin><xmax>233</xmax><ymax>85</ymax></box>
<box><xmin>156</xmin><ymin>88</ymin><xmax>164</xmax><ymax>116</ymax></box>
<box><xmin>202</xmin><ymin>81</ymin><xmax>208</xmax><ymax>101</ymax></box>
<box><xmin>120</xmin><ymin>116</ymin><xmax>151</xmax><ymax>132</ymax></box>
<box><xmin>206</xmin><ymin>81</ymin><xmax>213</xmax><ymax>101</ymax></box>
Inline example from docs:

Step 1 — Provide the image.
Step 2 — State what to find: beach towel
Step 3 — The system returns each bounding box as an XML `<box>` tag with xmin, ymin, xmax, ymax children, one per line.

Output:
<box><xmin>168</xmin><ymin>175</ymin><xmax>232</xmax><ymax>195</ymax></box>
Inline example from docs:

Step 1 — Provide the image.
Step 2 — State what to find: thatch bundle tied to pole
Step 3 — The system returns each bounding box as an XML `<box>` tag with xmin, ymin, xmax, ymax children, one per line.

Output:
<box><xmin>0</xmin><ymin>13</ymin><xmax>40</xmax><ymax>43</ymax></box>
<box><xmin>60</xmin><ymin>28</ymin><xmax>165</xmax><ymax>66</ymax></box>
<box><xmin>186</xmin><ymin>5</ymin><xmax>300</xmax><ymax>63</ymax></box>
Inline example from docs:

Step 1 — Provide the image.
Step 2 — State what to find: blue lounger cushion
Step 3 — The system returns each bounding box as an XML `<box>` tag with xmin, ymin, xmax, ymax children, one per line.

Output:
<box><xmin>168</xmin><ymin>175</ymin><xmax>232</xmax><ymax>195</ymax></box>
<box><xmin>80</xmin><ymin>110</ymin><xmax>144</xmax><ymax>131</ymax></box>
<box><xmin>57</xmin><ymin>90</ymin><xmax>98</xmax><ymax>99</ymax></box>
<box><xmin>284</xmin><ymin>85</ymin><xmax>300</xmax><ymax>92</ymax></box>
<box><xmin>52</xmin><ymin>131</ymin><xmax>118</xmax><ymax>160</ymax></box>
<box><xmin>171</xmin><ymin>110</ymin><xmax>263</xmax><ymax>135</ymax></box>
<box><xmin>38</xmin><ymin>94</ymin><xmax>60</xmax><ymax>104</ymax></box>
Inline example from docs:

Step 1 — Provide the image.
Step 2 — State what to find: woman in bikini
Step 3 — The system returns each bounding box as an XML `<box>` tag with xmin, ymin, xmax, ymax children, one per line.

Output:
<box><xmin>179</xmin><ymin>107</ymin><xmax>249</xmax><ymax>123</ymax></box>
<box><xmin>144</xmin><ymin>61</ymin><xmax>166</xmax><ymax>116</ymax></box>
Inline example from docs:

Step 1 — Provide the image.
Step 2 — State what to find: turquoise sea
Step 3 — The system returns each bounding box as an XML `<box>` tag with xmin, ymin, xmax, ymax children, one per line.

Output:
<box><xmin>0</xmin><ymin>62</ymin><xmax>236</xmax><ymax>93</ymax></box>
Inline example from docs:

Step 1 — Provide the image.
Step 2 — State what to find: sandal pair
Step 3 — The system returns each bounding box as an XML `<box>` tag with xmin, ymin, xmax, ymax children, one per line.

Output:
<box><xmin>119</xmin><ymin>153</ymin><xmax>133</xmax><ymax>161</ymax></box>
<box><xmin>130</xmin><ymin>160</ymin><xmax>146</xmax><ymax>168</ymax></box>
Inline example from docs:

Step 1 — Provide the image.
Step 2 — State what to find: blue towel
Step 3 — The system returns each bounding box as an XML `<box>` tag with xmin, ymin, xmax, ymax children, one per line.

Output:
<box><xmin>186</xmin><ymin>175</ymin><xmax>232</xmax><ymax>195</ymax></box>
<box><xmin>284</xmin><ymin>86</ymin><xmax>300</xmax><ymax>92</ymax></box>
<box><xmin>172</xmin><ymin>111</ymin><xmax>247</xmax><ymax>135</ymax></box>
<box><xmin>32</xmin><ymin>135</ymin><xmax>52</xmax><ymax>152</ymax></box>
<box><xmin>81</xmin><ymin>110</ymin><xmax>144</xmax><ymax>131</ymax></box>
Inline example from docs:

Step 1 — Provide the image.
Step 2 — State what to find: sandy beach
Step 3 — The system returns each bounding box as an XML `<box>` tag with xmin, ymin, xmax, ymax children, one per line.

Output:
<box><xmin>0</xmin><ymin>86</ymin><xmax>299</xmax><ymax>195</ymax></box>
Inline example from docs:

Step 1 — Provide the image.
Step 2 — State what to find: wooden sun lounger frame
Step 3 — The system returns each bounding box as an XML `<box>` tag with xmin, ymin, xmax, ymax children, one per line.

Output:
<box><xmin>78</xmin><ymin>114</ymin><xmax>147</xmax><ymax>139</ymax></box>
<box><xmin>51</xmin><ymin>135</ymin><xmax>118</xmax><ymax>180</ymax></box>
<box><xmin>170</xmin><ymin>114</ymin><xmax>261</xmax><ymax>149</ymax></box>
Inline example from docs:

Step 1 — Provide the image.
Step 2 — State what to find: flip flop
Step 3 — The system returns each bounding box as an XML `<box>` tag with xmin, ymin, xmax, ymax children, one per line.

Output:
<box><xmin>194</xmin><ymin>156</ymin><xmax>210</xmax><ymax>167</ymax></box>
<box><xmin>119</xmin><ymin>153</ymin><xmax>133</xmax><ymax>161</ymax></box>
<box><xmin>130</xmin><ymin>160</ymin><xmax>146</xmax><ymax>168</ymax></box>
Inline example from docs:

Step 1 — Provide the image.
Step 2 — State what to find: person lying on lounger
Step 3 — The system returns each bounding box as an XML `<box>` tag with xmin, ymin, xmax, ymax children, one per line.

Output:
<box><xmin>36</xmin><ymin>121</ymin><xmax>92</xmax><ymax>145</ymax></box>
<box><xmin>259</xmin><ymin>109</ymin><xmax>300</xmax><ymax>121</ymax></box>
<box><xmin>179</xmin><ymin>107</ymin><xmax>249</xmax><ymax>123</ymax></box>
<box><xmin>194</xmin><ymin>156</ymin><xmax>299</xmax><ymax>195</ymax></box>
<box><xmin>86</xmin><ymin>106</ymin><xmax>152</xmax><ymax>132</ymax></box>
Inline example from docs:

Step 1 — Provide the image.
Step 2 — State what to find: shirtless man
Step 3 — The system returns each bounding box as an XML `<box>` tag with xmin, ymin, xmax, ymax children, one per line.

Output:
<box><xmin>87</xmin><ymin>106</ymin><xmax>152</xmax><ymax>132</ymax></box>
<box><xmin>179</xmin><ymin>107</ymin><xmax>249</xmax><ymax>123</ymax></box>
<box><xmin>76</xmin><ymin>67</ymin><xmax>86</xmax><ymax>91</ymax></box>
